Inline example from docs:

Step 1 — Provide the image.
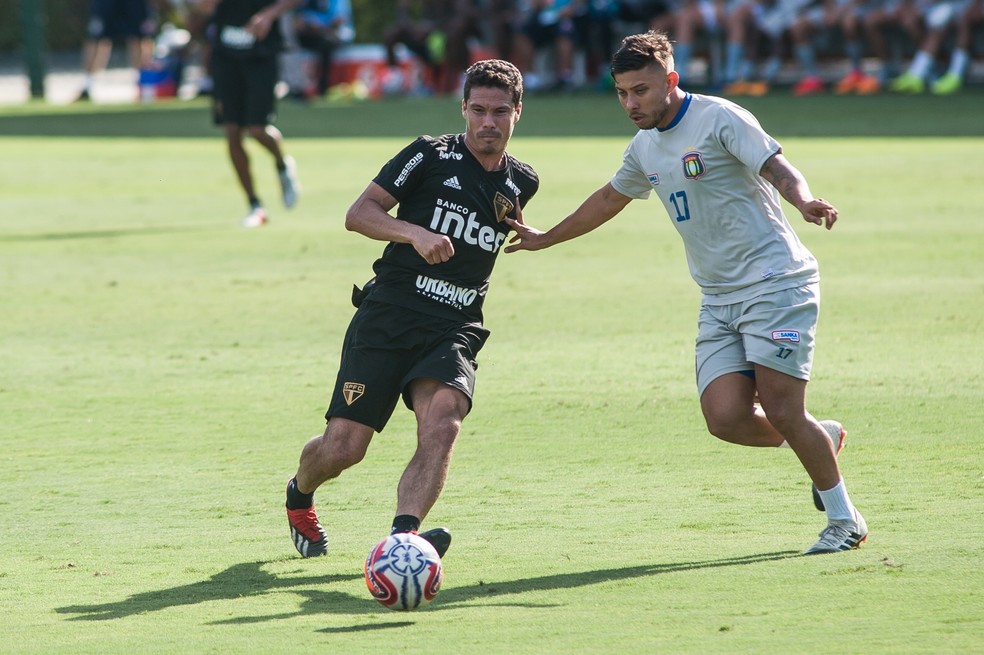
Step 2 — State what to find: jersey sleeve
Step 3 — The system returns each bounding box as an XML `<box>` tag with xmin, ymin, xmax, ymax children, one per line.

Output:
<box><xmin>715</xmin><ymin>103</ymin><xmax>781</xmax><ymax>176</ymax></box>
<box><xmin>610</xmin><ymin>135</ymin><xmax>654</xmax><ymax>200</ymax></box>
<box><xmin>373</xmin><ymin>136</ymin><xmax>435</xmax><ymax>202</ymax></box>
<box><xmin>514</xmin><ymin>160</ymin><xmax>540</xmax><ymax>213</ymax></box>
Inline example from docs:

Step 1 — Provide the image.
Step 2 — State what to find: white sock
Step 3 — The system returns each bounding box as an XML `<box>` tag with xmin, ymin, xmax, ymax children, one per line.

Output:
<box><xmin>817</xmin><ymin>479</ymin><xmax>855</xmax><ymax>522</ymax></box>
<box><xmin>948</xmin><ymin>49</ymin><xmax>969</xmax><ymax>77</ymax></box>
<box><xmin>909</xmin><ymin>51</ymin><xmax>932</xmax><ymax>78</ymax></box>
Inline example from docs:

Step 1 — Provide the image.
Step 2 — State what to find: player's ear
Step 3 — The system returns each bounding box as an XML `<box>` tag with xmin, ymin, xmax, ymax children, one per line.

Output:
<box><xmin>514</xmin><ymin>101</ymin><xmax>522</xmax><ymax>123</ymax></box>
<box><xmin>667</xmin><ymin>70</ymin><xmax>680</xmax><ymax>92</ymax></box>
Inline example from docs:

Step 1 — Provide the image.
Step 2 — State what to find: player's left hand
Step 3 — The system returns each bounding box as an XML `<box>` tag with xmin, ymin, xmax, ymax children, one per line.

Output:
<box><xmin>801</xmin><ymin>198</ymin><xmax>838</xmax><ymax>230</ymax></box>
<box><xmin>246</xmin><ymin>12</ymin><xmax>275</xmax><ymax>40</ymax></box>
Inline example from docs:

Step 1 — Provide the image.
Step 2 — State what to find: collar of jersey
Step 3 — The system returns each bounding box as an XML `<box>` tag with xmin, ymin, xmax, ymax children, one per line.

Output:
<box><xmin>657</xmin><ymin>93</ymin><xmax>692</xmax><ymax>132</ymax></box>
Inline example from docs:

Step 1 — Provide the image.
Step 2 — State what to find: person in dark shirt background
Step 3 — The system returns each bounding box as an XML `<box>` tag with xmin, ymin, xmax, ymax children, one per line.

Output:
<box><xmin>206</xmin><ymin>0</ymin><xmax>302</xmax><ymax>227</ymax></box>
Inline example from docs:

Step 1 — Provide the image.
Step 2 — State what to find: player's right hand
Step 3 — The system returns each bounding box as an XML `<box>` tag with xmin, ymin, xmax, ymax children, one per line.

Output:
<box><xmin>414</xmin><ymin>231</ymin><xmax>455</xmax><ymax>264</ymax></box>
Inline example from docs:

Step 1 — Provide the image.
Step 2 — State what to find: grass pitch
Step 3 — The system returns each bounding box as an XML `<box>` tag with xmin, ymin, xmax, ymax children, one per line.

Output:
<box><xmin>1</xmin><ymin>93</ymin><xmax>982</xmax><ymax>653</ymax></box>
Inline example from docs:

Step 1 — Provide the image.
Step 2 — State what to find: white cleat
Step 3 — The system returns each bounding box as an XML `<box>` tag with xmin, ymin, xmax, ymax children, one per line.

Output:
<box><xmin>804</xmin><ymin>508</ymin><xmax>868</xmax><ymax>555</ymax></box>
<box><xmin>279</xmin><ymin>155</ymin><xmax>300</xmax><ymax>209</ymax></box>
<box><xmin>241</xmin><ymin>203</ymin><xmax>269</xmax><ymax>228</ymax></box>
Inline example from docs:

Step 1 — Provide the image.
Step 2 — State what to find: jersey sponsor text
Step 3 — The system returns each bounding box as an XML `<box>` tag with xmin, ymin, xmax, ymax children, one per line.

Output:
<box><xmin>429</xmin><ymin>199</ymin><xmax>508</xmax><ymax>253</ymax></box>
<box><xmin>416</xmin><ymin>275</ymin><xmax>479</xmax><ymax>308</ymax></box>
<box><xmin>394</xmin><ymin>152</ymin><xmax>424</xmax><ymax>187</ymax></box>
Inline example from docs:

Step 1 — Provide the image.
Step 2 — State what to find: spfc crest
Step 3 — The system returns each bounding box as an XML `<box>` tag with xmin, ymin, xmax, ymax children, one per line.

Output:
<box><xmin>681</xmin><ymin>151</ymin><xmax>707</xmax><ymax>180</ymax></box>
<box><xmin>343</xmin><ymin>382</ymin><xmax>365</xmax><ymax>405</ymax></box>
<box><xmin>493</xmin><ymin>191</ymin><xmax>515</xmax><ymax>222</ymax></box>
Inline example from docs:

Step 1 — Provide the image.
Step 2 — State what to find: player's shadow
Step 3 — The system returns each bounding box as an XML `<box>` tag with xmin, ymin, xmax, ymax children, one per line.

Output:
<box><xmin>55</xmin><ymin>550</ymin><xmax>799</xmax><ymax>624</ymax></box>
<box><xmin>0</xmin><ymin>225</ymin><xmax>215</xmax><ymax>242</ymax></box>
<box><xmin>434</xmin><ymin>550</ymin><xmax>800</xmax><ymax>609</ymax></box>
<box><xmin>55</xmin><ymin>560</ymin><xmax>367</xmax><ymax>621</ymax></box>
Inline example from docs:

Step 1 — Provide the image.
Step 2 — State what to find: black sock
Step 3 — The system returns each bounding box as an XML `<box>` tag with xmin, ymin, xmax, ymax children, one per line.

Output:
<box><xmin>286</xmin><ymin>477</ymin><xmax>314</xmax><ymax>510</ymax></box>
<box><xmin>391</xmin><ymin>514</ymin><xmax>420</xmax><ymax>534</ymax></box>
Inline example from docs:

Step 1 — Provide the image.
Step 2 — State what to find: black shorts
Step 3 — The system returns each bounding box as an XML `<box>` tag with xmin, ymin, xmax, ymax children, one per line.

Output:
<box><xmin>325</xmin><ymin>300</ymin><xmax>490</xmax><ymax>432</ymax></box>
<box><xmin>211</xmin><ymin>50</ymin><xmax>278</xmax><ymax>127</ymax></box>
<box><xmin>87</xmin><ymin>0</ymin><xmax>154</xmax><ymax>40</ymax></box>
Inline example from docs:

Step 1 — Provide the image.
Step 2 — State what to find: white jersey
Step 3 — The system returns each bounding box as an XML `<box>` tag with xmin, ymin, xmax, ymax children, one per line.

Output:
<box><xmin>610</xmin><ymin>93</ymin><xmax>819</xmax><ymax>304</ymax></box>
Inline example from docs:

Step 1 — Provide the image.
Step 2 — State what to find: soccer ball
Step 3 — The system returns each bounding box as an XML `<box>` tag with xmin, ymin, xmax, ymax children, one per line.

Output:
<box><xmin>364</xmin><ymin>532</ymin><xmax>443</xmax><ymax>611</ymax></box>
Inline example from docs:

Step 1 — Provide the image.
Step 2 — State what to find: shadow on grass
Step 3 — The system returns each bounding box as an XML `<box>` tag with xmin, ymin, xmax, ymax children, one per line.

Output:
<box><xmin>434</xmin><ymin>550</ymin><xmax>800</xmax><ymax>609</ymax></box>
<box><xmin>55</xmin><ymin>561</ymin><xmax>366</xmax><ymax>621</ymax></box>
<box><xmin>55</xmin><ymin>550</ymin><xmax>799</xmax><ymax>624</ymax></box>
<box><xmin>0</xmin><ymin>224</ymin><xmax>217</xmax><ymax>242</ymax></box>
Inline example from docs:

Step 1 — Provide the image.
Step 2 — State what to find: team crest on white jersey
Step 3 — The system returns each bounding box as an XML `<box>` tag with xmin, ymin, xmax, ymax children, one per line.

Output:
<box><xmin>647</xmin><ymin>172</ymin><xmax>660</xmax><ymax>186</ymax></box>
<box><xmin>443</xmin><ymin>176</ymin><xmax>462</xmax><ymax>189</ymax></box>
<box><xmin>682</xmin><ymin>151</ymin><xmax>707</xmax><ymax>180</ymax></box>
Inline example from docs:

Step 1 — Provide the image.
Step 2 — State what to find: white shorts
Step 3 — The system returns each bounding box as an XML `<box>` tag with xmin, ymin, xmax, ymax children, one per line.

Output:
<box><xmin>695</xmin><ymin>282</ymin><xmax>819</xmax><ymax>397</ymax></box>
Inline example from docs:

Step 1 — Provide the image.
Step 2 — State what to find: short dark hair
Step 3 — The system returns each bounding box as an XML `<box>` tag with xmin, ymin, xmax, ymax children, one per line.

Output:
<box><xmin>611</xmin><ymin>30</ymin><xmax>675</xmax><ymax>77</ymax></box>
<box><xmin>463</xmin><ymin>59</ymin><xmax>524</xmax><ymax>106</ymax></box>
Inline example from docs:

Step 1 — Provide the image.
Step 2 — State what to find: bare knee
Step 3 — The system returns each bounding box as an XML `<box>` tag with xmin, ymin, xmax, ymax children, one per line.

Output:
<box><xmin>417</xmin><ymin>416</ymin><xmax>461</xmax><ymax>454</ymax></box>
<box><xmin>301</xmin><ymin>425</ymin><xmax>371</xmax><ymax>476</ymax></box>
<box><xmin>702</xmin><ymin>404</ymin><xmax>747</xmax><ymax>441</ymax></box>
<box><xmin>245</xmin><ymin>125</ymin><xmax>267</xmax><ymax>141</ymax></box>
<box><xmin>758</xmin><ymin>404</ymin><xmax>803</xmax><ymax>439</ymax></box>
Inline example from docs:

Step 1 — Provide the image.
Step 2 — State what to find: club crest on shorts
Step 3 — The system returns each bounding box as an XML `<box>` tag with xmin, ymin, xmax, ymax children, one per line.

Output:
<box><xmin>681</xmin><ymin>151</ymin><xmax>707</xmax><ymax>180</ymax></box>
<box><xmin>772</xmin><ymin>330</ymin><xmax>800</xmax><ymax>342</ymax></box>
<box><xmin>343</xmin><ymin>382</ymin><xmax>366</xmax><ymax>405</ymax></box>
<box><xmin>493</xmin><ymin>191</ymin><xmax>514</xmax><ymax>222</ymax></box>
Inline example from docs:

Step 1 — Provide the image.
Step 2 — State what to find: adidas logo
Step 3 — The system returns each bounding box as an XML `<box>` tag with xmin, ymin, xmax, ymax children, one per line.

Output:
<box><xmin>443</xmin><ymin>176</ymin><xmax>461</xmax><ymax>190</ymax></box>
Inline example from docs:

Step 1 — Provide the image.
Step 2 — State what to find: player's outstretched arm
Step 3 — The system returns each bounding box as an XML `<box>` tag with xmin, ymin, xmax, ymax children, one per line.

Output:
<box><xmin>760</xmin><ymin>152</ymin><xmax>838</xmax><ymax>230</ymax></box>
<box><xmin>504</xmin><ymin>182</ymin><xmax>632</xmax><ymax>253</ymax></box>
<box><xmin>247</xmin><ymin>0</ymin><xmax>303</xmax><ymax>39</ymax></box>
<box><xmin>346</xmin><ymin>182</ymin><xmax>455</xmax><ymax>264</ymax></box>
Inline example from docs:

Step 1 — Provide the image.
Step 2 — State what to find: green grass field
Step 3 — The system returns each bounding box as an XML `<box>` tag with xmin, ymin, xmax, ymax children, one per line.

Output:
<box><xmin>1</xmin><ymin>93</ymin><xmax>982</xmax><ymax>653</ymax></box>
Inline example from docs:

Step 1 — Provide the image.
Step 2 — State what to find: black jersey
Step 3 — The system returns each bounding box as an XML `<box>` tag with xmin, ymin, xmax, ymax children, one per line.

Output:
<box><xmin>210</xmin><ymin>0</ymin><xmax>285</xmax><ymax>59</ymax></box>
<box><xmin>368</xmin><ymin>133</ymin><xmax>539</xmax><ymax>324</ymax></box>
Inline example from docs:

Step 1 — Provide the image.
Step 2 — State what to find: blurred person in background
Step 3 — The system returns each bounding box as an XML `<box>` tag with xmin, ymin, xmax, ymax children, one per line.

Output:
<box><xmin>76</xmin><ymin>0</ymin><xmax>160</xmax><ymax>101</ymax></box>
<box><xmin>830</xmin><ymin>0</ymin><xmax>886</xmax><ymax>94</ymax></box>
<box><xmin>890</xmin><ymin>0</ymin><xmax>984</xmax><ymax>93</ymax></box>
<box><xmin>383</xmin><ymin>0</ymin><xmax>483</xmax><ymax>94</ymax></box>
<box><xmin>672</xmin><ymin>0</ymin><xmax>729</xmax><ymax>87</ymax></box>
<box><xmin>293</xmin><ymin>0</ymin><xmax>356</xmax><ymax>97</ymax></box>
<box><xmin>511</xmin><ymin>0</ymin><xmax>581</xmax><ymax>91</ymax></box>
<box><xmin>858</xmin><ymin>0</ymin><xmax>927</xmax><ymax>86</ymax></box>
<box><xmin>204</xmin><ymin>0</ymin><xmax>303</xmax><ymax>227</ymax></box>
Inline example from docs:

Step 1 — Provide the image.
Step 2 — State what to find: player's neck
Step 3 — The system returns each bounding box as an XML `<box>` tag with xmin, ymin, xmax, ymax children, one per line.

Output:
<box><xmin>463</xmin><ymin>137</ymin><xmax>507</xmax><ymax>171</ymax></box>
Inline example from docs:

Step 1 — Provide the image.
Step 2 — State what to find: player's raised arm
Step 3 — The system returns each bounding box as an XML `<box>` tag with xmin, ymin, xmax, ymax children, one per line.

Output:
<box><xmin>760</xmin><ymin>152</ymin><xmax>839</xmax><ymax>230</ymax></box>
<box><xmin>346</xmin><ymin>182</ymin><xmax>455</xmax><ymax>265</ymax></box>
<box><xmin>504</xmin><ymin>182</ymin><xmax>633</xmax><ymax>253</ymax></box>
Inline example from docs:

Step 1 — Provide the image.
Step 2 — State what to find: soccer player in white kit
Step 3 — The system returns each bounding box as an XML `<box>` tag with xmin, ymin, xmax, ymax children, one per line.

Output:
<box><xmin>505</xmin><ymin>29</ymin><xmax>868</xmax><ymax>555</ymax></box>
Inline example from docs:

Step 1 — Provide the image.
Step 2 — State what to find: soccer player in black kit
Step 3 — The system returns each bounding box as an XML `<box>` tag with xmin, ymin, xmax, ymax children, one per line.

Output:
<box><xmin>285</xmin><ymin>59</ymin><xmax>538</xmax><ymax>559</ymax></box>
<box><xmin>205</xmin><ymin>0</ymin><xmax>302</xmax><ymax>227</ymax></box>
